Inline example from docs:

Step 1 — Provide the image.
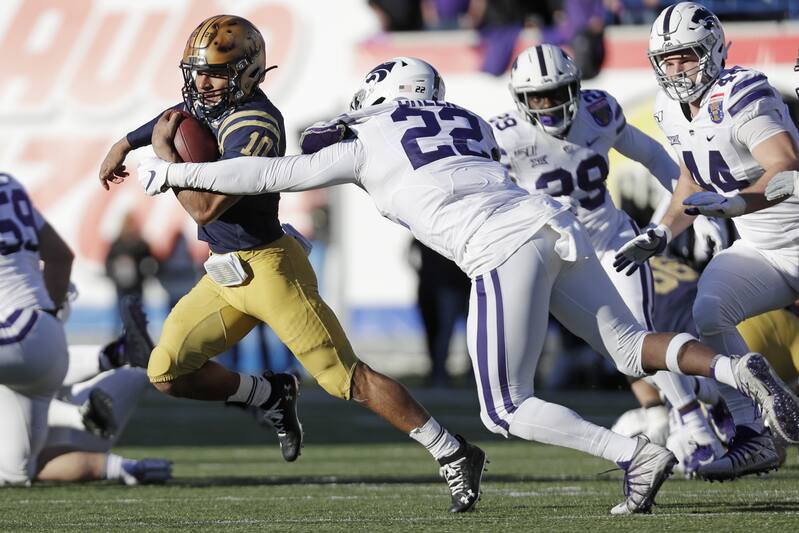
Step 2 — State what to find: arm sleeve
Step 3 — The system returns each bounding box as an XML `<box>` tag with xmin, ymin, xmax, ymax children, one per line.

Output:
<box><xmin>126</xmin><ymin>103</ymin><xmax>185</xmax><ymax>149</ymax></box>
<box><xmin>166</xmin><ymin>139</ymin><xmax>361</xmax><ymax>195</ymax></box>
<box><xmin>734</xmin><ymin>110</ymin><xmax>787</xmax><ymax>151</ymax></box>
<box><xmin>613</xmin><ymin>123</ymin><xmax>679</xmax><ymax>191</ymax></box>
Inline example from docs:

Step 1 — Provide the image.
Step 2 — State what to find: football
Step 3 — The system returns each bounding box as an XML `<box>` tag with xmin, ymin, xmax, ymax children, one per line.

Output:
<box><xmin>173</xmin><ymin>112</ymin><xmax>219</xmax><ymax>162</ymax></box>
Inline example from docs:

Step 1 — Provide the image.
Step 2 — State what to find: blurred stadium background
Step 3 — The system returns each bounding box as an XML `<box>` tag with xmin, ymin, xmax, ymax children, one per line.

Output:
<box><xmin>1</xmin><ymin>0</ymin><xmax>798</xmax><ymax>382</ymax></box>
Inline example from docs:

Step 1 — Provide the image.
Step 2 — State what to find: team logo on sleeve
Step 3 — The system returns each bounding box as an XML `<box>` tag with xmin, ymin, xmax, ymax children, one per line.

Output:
<box><xmin>708</xmin><ymin>93</ymin><xmax>724</xmax><ymax>123</ymax></box>
<box><xmin>587</xmin><ymin>99</ymin><xmax>611</xmax><ymax>126</ymax></box>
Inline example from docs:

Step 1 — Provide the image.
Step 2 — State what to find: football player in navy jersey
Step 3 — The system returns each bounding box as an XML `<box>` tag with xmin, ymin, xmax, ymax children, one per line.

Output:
<box><xmin>99</xmin><ymin>16</ymin><xmax>484</xmax><ymax>512</ymax></box>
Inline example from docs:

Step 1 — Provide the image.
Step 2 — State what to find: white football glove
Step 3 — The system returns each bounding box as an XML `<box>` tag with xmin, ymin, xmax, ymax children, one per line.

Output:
<box><xmin>682</xmin><ymin>191</ymin><xmax>746</xmax><ymax>218</ymax></box>
<box><xmin>613</xmin><ymin>223</ymin><xmax>671</xmax><ymax>276</ymax></box>
<box><xmin>765</xmin><ymin>170</ymin><xmax>799</xmax><ymax>201</ymax></box>
<box><xmin>137</xmin><ymin>157</ymin><xmax>171</xmax><ymax>196</ymax></box>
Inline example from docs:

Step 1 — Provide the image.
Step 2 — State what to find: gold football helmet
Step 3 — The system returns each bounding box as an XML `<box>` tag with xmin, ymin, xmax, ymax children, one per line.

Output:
<box><xmin>181</xmin><ymin>15</ymin><xmax>268</xmax><ymax>121</ymax></box>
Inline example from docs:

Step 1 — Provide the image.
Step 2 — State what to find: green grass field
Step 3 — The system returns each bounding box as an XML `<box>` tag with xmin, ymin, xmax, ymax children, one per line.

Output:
<box><xmin>2</xmin><ymin>385</ymin><xmax>798</xmax><ymax>531</ymax></box>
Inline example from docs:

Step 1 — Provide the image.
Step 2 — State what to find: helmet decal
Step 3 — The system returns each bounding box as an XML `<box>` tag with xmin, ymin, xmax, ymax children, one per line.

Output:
<box><xmin>365</xmin><ymin>61</ymin><xmax>400</xmax><ymax>84</ymax></box>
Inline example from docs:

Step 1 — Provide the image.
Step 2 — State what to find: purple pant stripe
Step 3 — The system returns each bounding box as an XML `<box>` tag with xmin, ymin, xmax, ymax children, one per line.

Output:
<box><xmin>475</xmin><ymin>275</ymin><xmax>509</xmax><ymax>431</ymax></box>
<box><xmin>0</xmin><ymin>310</ymin><xmax>38</xmax><ymax>346</ymax></box>
<box><xmin>629</xmin><ymin>220</ymin><xmax>655</xmax><ymax>331</ymax></box>
<box><xmin>490</xmin><ymin>269</ymin><xmax>516</xmax><ymax>415</ymax></box>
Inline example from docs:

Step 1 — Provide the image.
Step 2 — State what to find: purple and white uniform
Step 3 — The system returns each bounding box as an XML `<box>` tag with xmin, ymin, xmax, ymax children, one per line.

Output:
<box><xmin>163</xmin><ymin>99</ymin><xmax>651</xmax><ymax>463</ymax></box>
<box><xmin>654</xmin><ymin>66</ymin><xmax>799</xmax><ymax>360</ymax></box>
<box><xmin>491</xmin><ymin>91</ymin><xmax>704</xmax><ymax>411</ymax></box>
<box><xmin>0</xmin><ymin>174</ymin><xmax>68</xmax><ymax>485</ymax></box>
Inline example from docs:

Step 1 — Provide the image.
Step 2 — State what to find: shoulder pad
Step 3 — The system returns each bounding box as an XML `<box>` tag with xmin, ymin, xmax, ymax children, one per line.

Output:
<box><xmin>488</xmin><ymin>111</ymin><xmax>526</xmax><ymax>145</ymax></box>
<box><xmin>707</xmin><ymin>67</ymin><xmax>777</xmax><ymax>124</ymax></box>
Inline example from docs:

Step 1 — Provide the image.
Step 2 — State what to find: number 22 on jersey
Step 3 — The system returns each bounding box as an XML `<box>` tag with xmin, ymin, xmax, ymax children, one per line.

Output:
<box><xmin>390</xmin><ymin>104</ymin><xmax>492</xmax><ymax>170</ymax></box>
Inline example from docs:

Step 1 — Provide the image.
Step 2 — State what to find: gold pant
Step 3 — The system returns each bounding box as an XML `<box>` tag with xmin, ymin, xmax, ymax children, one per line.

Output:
<box><xmin>147</xmin><ymin>234</ymin><xmax>358</xmax><ymax>399</ymax></box>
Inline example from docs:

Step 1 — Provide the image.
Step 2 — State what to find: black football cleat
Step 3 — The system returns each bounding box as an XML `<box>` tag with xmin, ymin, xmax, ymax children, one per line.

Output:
<box><xmin>438</xmin><ymin>435</ymin><xmax>487</xmax><ymax>513</ymax></box>
<box><xmin>115</xmin><ymin>295</ymin><xmax>155</xmax><ymax>368</ymax></box>
<box><xmin>258</xmin><ymin>371</ymin><xmax>304</xmax><ymax>462</ymax></box>
<box><xmin>80</xmin><ymin>388</ymin><xmax>117</xmax><ymax>439</ymax></box>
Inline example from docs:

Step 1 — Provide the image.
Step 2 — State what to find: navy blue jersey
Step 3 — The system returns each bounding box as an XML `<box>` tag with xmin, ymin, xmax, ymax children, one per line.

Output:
<box><xmin>650</xmin><ymin>256</ymin><xmax>698</xmax><ymax>336</ymax></box>
<box><xmin>126</xmin><ymin>90</ymin><xmax>284</xmax><ymax>253</ymax></box>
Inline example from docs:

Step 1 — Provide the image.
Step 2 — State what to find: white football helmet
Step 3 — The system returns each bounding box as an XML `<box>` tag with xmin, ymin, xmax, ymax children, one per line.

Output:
<box><xmin>509</xmin><ymin>44</ymin><xmax>581</xmax><ymax>137</ymax></box>
<box><xmin>648</xmin><ymin>2</ymin><xmax>727</xmax><ymax>103</ymax></box>
<box><xmin>349</xmin><ymin>57</ymin><xmax>446</xmax><ymax>111</ymax></box>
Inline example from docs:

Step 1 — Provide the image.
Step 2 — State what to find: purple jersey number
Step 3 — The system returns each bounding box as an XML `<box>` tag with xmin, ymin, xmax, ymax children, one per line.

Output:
<box><xmin>0</xmin><ymin>183</ymin><xmax>39</xmax><ymax>256</ymax></box>
<box><xmin>391</xmin><ymin>106</ymin><xmax>489</xmax><ymax>170</ymax></box>
<box><xmin>683</xmin><ymin>150</ymin><xmax>746</xmax><ymax>192</ymax></box>
<box><xmin>535</xmin><ymin>154</ymin><xmax>608</xmax><ymax>210</ymax></box>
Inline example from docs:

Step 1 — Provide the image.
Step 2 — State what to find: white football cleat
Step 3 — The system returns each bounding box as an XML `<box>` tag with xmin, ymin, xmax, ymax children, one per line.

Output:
<box><xmin>610</xmin><ymin>437</ymin><xmax>677</xmax><ymax>515</ymax></box>
<box><xmin>732</xmin><ymin>353</ymin><xmax>799</xmax><ymax>443</ymax></box>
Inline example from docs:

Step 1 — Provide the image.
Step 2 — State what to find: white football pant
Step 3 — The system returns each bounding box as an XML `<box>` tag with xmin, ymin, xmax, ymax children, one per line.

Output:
<box><xmin>693</xmin><ymin>240</ymin><xmax>799</xmax><ymax>430</ymax></box>
<box><xmin>467</xmin><ymin>214</ymin><xmax>646</xmax><ymax>463</ymax></box>
<box><xmin>0</xmin><ymin>310</ymin><xmax>68</xmax><ymax>485</ymax></box>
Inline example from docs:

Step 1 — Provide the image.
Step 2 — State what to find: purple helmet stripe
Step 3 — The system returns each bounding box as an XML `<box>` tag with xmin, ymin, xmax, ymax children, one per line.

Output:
<box><xmin>536</xmin><ymin>45</ymin><xmax>548</xmax><ymax>77</ymax></box>
<box><xmin>662</xmin><ymin>4</ymin><xmax>677</xmax><ymax>39</ymax></box>
<box><xmin>729</xmin><ymin>88</ymin><xmax>772</xmax><ymax>117</ymax></box>
<box><xmin>475</xmin><ymin>274</ymin><xmax>509</xmax><ymax>431</ymax></box>
<box><xmin>490</xmin><ymin>269</ymin><xmax>516</xmax><ymax>416</ymax></box>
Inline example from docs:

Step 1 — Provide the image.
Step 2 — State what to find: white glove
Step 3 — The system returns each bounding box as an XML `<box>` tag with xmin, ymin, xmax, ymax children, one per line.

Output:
<box><xmin>281</xmin><ymin>223</ymin><xmax>313</xmax><ymax>256</ymax></box>
<box><xmin>691</xmin><ymin>215</ymin><xmax>731</xmax><ymax>264</ymax></box>
<box><xmin>765</xmin><ymin>170</ymin><xmax>799</xmax><ymax>201</ymax></box>
<box><xmin>137</xmin><ymin>157</ymin><xmax>171</xmax><ymax>196</ymax></box>
<box><xmin>682</xmin><ymin>191</ymin><xmax>746</xmax><ymax>218</ymax></box>
<box><xmin>613</xmin><ymin>223</ymin><xmax>672</xmax><ymax>276</ymax></box>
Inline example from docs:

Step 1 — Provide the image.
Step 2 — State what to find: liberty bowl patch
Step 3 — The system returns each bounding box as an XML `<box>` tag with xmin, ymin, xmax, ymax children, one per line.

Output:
<box><xmin>708</xmin><ymin>98</ymin><xmax>724</xmax><ymax>123</ymax></box>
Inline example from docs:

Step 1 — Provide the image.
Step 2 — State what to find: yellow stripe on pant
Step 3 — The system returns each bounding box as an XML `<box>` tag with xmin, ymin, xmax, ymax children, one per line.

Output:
<box><xmin>147</xmin><ymin>234</ymin><xmax>358</xmax><ymax>399</ymax></box>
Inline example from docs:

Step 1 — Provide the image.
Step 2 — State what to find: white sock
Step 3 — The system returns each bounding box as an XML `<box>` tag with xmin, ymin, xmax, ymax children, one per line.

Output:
<box><xmin>62</xmin><ymin>345</ymin><xmax>103</xmax><ymax>386</ymax></box>
<box><xmin>104</xmin><ymin>453</ymin><xmax>135</xmax><ymax>482</ymax></box>
<box><xmin>711</xmin><ymin>355</ymin><xmax>737</xmax><ymax>389</ymax></box>
<box><xmin>227</xmin><ymin>373</ymin><xmax>271</xmax><ymax>406</ymax></box>
<box><xmin>651</xmin><ymin>371</ymin><xmax>696</xmax><ymax>410</ymax></box>
<box><xmin>409</xmin><ymin>417</ymin><xmax>461</xmax><ymax>460</ymax></box>
<box><xmin>508</xmin><ymin>396</ymin><xmax>639</xmax><ymax>464</ymax></box>
<box><xmin>47</xmin><ymin>398</ymin><xmax>86</xmax><ymax>430</ymax></box>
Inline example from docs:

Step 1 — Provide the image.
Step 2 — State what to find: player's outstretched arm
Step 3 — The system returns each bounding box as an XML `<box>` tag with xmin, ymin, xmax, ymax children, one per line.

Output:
<box><xmin>140</xmin><ymin>140</ymin><xmax>360</xmax><ymax>197</ymax></box>
<box><xmin>98</xmin><ymin>138</ymin><xmax>132</xmax><ymax>190</ymax></box>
